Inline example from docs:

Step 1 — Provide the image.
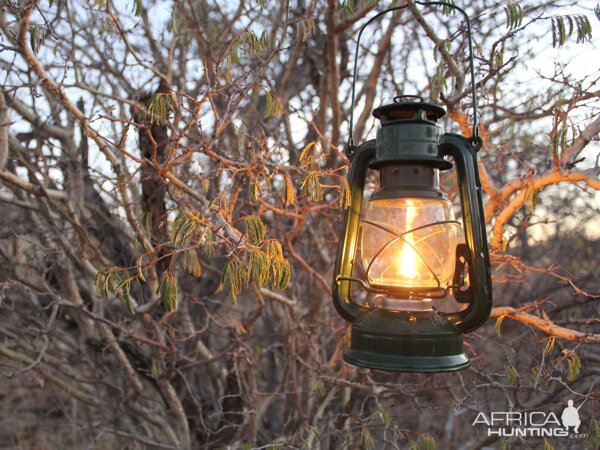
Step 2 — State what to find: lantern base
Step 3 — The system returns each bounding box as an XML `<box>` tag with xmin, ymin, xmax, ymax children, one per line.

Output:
<box><xmin>343</xmin><ymin>308</ymin><xmax>469</xmax><ymax>372</ymax></box>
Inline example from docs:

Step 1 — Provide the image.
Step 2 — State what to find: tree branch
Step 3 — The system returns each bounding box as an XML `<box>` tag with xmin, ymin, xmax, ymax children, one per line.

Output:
<box><xmin>491</xmin><ymin>306</ymin><xmax>600</xmax><ymax>343</ymax></box>
<box><xmin>490</xmin><ymin>169</ymin><xmax>600</xmax><ymax>250</ymax></box>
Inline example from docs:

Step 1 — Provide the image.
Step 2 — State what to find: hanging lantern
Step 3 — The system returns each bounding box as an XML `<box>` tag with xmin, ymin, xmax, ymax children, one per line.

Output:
<box><xmin>332</xmin><ymin>3</ymin><xmax>492</xmax><ymax>372</ymax></box>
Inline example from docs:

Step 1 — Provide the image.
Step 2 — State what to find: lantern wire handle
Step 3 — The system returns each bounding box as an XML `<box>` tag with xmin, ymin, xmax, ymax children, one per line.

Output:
<box><xmin>347</xmin><ymin>1</ymin><xmax>480</xmax><ymax>149</ymax></box>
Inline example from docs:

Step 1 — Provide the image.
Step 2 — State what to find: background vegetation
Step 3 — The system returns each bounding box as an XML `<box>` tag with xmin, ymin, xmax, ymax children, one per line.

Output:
<box><xmin>0</xmin><ymin>0</ymin><xmax>599</xmax><ymax>448</ymax></box>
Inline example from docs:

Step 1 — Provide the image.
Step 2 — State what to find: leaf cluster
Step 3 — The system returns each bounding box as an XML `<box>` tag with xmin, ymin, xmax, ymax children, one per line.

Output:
<box><xmin>264</xmin><ymin>91</ymin><xmax>283</xmax><ymax>118</ymax></box>
<box><xmin>244</xmin><ymin>214</ymin><xmax>266</xmax><ymax>245</ymax></box>
<box><xmin>561</xmin><ymin>349</ymin><xmax>581</xmax><ymax>381</ymax></box>
<box><xmin>589</xmin><ymin>416</ymin><xmax>600</xmax><ymax>449</ymax></box>
<box><xmin>505</xmin><ymin>365</ymin><xmax>520</xmax><ymax>386</ymax></box>
<box><xmin>409</xmin><ymin>434</ymin><xmax>436</xmax><ymax>450</ymax></box>
<box><xmin>29</xmin><ymin>24</ymin><xmax>45</xmax><ymax>54</ymax></box>
<box><xmin>95</xmin><ymin>267</ymin><xmax>138</xmax><ymax>314</ymax></box>
<box><xmin>551</xmin><ymin>14</ymin><xmax>592</xmax><ymax>47</ymax></box>
<box><xmin>299</xmin><ymin>142</ymin><xmax>325</xmax><ymax>202</ymax></box>
<box><xmin>504</xmin><ymin>2</ymin><xmax>523</xmax><ymax>30</ymax></box>
<box><xmin>170</xmin><ymin>211</ymin><xmax>216</xmax><ymax>280</ymax></box>
<box><xmin>171</xmin><ymin>212</ymin><xmax>214</xmax><ymax>252</ymax></box>
<box><xmin>221</xmin><ymin>224</ymin><xmax>291</xmax><ymax>302</ymax></box>
<box><xmin>157</xmin><ymin>271</ymin><xmax>178</xmax><ymax>312</ymax></box>
<box><xmin>230</xmin><ymin>30</ymin><xmax>272</xmax><ymax>64</ymax></box>
<box><xmin>146</xmin><ymin>93</ymin><xmax>173</xmax><ymax>125</ymax></box>
<box><xmin>294</xmin><ymin>17</ymin><xmax>316</xmax><ymax>42</ymax></box>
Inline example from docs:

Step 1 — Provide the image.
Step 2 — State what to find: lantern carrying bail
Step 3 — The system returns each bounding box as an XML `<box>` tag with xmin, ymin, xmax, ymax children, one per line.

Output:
<box><xmin>346</xmin><ymin>1</ymin><xmax>480</xmax><ymax>151</ymax></box>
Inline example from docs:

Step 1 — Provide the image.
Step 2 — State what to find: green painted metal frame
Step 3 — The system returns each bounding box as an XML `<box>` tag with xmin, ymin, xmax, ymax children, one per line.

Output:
<box><xmin>331</xmin><ymin>1</ymin><xmax>493</xmax><ymax>371</ymax></box>
<box><xmin>332</xmin><ymin>134</ymin><xmax>492</xmax><ymax>334</ymax></box>
<box><xmin>440</xmin><ymin>134</ymin><xmax>493</xmax><ymax>332</ymax></box>
<box><xmin>332</xmin><ymin>140</ymin><xmax>374</xmax><ymax>323</ymax></box>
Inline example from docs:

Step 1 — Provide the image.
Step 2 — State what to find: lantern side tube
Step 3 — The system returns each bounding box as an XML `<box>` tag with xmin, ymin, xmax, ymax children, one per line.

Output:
<box><xmin>439</xmin><ymin>134</ymin><xmax>492</xmax><ymax>333</ymax></box>
<box><xmin>332</xmin><ymin>141</ymin><xmax>376</xmax><ymax>322</ymax></box>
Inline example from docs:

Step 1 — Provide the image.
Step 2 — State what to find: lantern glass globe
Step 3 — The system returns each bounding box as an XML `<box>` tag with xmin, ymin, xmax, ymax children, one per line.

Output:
<box><xmin>360</xmin><ymin>196</ymin><xmax>459</xmax><ymax>294</ymax></box>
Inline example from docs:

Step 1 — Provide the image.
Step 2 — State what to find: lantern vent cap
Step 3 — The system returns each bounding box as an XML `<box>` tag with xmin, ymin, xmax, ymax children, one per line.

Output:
<box><xmin>373</xmin><ymin>95</ymin><xmax>446</xmax><ymax>125</ymax></box>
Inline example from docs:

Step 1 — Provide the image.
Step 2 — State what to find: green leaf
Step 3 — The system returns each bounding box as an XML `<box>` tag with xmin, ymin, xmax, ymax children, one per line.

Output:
<box><xmin>146</xmin><ymin>93</ymin><xmax>171</xmax><ymax>125</ymax></box>
<box><xmin>543</xmin><ymin>437</ymin><xmax>554</xmax><ymax>450</ymax></box>
<box><xmin>183</xmin><ymin>248</ymin><xmax>202</xmax><ymax>277</ymax></box>
<box><xmin>300</xmin><ymin>172</ymin><xmax>323</xmax><ymax>202</ymax></box>
<box><xmin>299</xmin><ymin>141</ymin><xmax>317</xmax><ymax>166</ymax></box>
<box><xmin>361</xmin><ymin>427</ymin><xmax>375</xmax><ymax>450</ymax></box>
<box><xmin>283</xmin><ymin>174</ymin><xmax>295</xmax><ymax>206</ymax></box>
<box><xmin>131</xmin><ymin>0</ymin><xmax>142</xmax><ymax>16</ymax></box>
<box><xmin>96</xmin><ymin>267</ymin><xmax>121</xmax><ymax>298</ymax></box>
<box><xmin>310</xmin><ymin>426</ymin><xmax>321</xmax><ymax>443</ymax></box>
<box><xmin>341</xmin><ymin>0</ymin><xmax>355</xmax><ymax>15</ymax></box>
<box><xmin>379</xmin><ymin>408</ymin><xmax>391</xmax><ymax>428</ymax></box>
<box><xmin>247</xmin><ymin>247</ymin><xmax>270</xmax><ymax>287</ymax></box>
<box><xmin>441</xmin><ymin>0</ymin><xmax>455</xmax><ymax>16</ymax></box>
<box><xmin>229</xmin><ymin>29</ymin><xmax>272</xmax><ymax>65</ymax></box>
<box><xmin>504</xmin><ymin>2</ymin><xmax>523</xmax><ymax>30</ymax></box>
<box><xmin>543</xmin><ymin>337</ymin><xmax>555</xmax><ymax>357</ymax></box>
<box><xmin>171</xmin><ymin>211</ymin><xmax>208</xmax><ymax>247</ymax></box>
<box><xmin>157</xmin><ymin>271</ymin><xmax>178</xmax><ymax>312</ymax></box>
<box><xmin>200</xmin><ymin>226</ymin><xmax>215</xmax><ymax>257</ymax></box>
<box><xmin>229</xmin><ymin>40</ymin><xmax>240</xmax><ymax>65</ymax></box>
<box><xmin>30</xmin><ymin>24</ymin><xmax>44</xmax><ymax>54</ymax></box>
<box><xmin>524</xmin><ymin>184</ymin><xmax>539</xmax><ymax>212</ymax></box>
<box><xmin>266</xmin><ymin>240</ymin><xmax>284</xmax><ymax>259</ymax></box>
<box><xmin>316</xmin><ymin>379</ymin><xmax>325</xmax><ymax>397</ymax></box>
<box><xmin>271</xmin><ymin>257</ymin><xmax>291</xmax><ymax>290</ymax></box>
<box><xmin>588</xmin><ymin>416</ymin><xmax>600</xmax><ymax>449</ymax></box>
<box><xmin>294</xmin><ymin>17</ymin><xmax>316</xmax><ymax>42</ymax></box>
<box><xmin>87</xmin><ymin>0</ymin><xmax>106</xmax><ymax>10</ymax></box>
<box><xmin>495</xmin><ymin>315</ymin><xmax>505</xmax><ymax>337</ymax></box>
<box><xmin>115</xmin><ymin>270</ymin><xmax>135</xmax><ymax>314</ymax></box>
<box><xmin>221</xmin><ymin>256</ymin><xmax>247</xmax><ymax>303</ymax></box>
<box><xmin>120</xmin><ymin>280</ymin><xmax>135</xmax><ymax>314</ymax></box>
<box><xmin>244</xmin><ymin>215</ymin><xmax>266</xmax><ymax>245</ymax></box>
<box><xmin>562</xmin><ymin>349</ymin><xmax>581</xmax><ymax>381</ymax></box>
<box><xmin>260</xmin><ymin>30</ymin><xmax>272</xmax><ymax>49</ymax></box>
<box><xmin>95</xmin><ymin>268</ymin><xmax>106</xmax><ymax>297</ymax></box>
<box><xmin>430</xmin><ymin>61</ymin><xmax>443</xmax><ymax>101</ymax></box>
<box><xmin>250</xmin><ymin>177</ymin><xmax>260</xmax><ymax>200</ymax></box>
<box><xmin>551</xmin><ymin>14</ymin><xmax>592</xmax><ymax>47</ymax></box>
<box><xmin>506</xmin><ymin>366</ymin><xmax>520</xmax><ymax>386</ymax></box>
<box><xmin>136</xmin><ymin>255</ymin><xmax>146</xmax><ymax>282</ymax></box>
<box><xmin>264</xmin><ymin>91</ymin><xmax>282</xmax><ymax>118</ymax></box>
<box><xmin>134</xmin><ymin>278</ymin><xmax>144</xmax><ymax>308</ymax></box>
<box><xmin>410</xmin><ymin>434</ymin><xmax>436</xmax><ymax>450</ymax></box>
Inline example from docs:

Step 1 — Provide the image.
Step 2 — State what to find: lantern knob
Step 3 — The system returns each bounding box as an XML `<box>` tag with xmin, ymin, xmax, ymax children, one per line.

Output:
<box><xmin>393</xmin><ymin>94</ymin><xmax>424</xmax><ymax>103</ymax></box>
<box><xmin>373</xmin><ymin>100</ymin><xmax>446</xmax><ymax>124</ymax></box>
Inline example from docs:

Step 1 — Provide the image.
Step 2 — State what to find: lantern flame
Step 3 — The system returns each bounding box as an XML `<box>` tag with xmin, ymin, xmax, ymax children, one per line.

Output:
<box><xmin>396</xmin><ymin>201</ymin><xmax>418</xmax><ymax>280</ymax></box>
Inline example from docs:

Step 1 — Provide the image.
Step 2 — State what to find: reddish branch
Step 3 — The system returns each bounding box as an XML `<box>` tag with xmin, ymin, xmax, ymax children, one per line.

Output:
<box><xmin>491</xmin><ymin>306</ymin><xmax>600</xmax><ymax>343</ymax></box>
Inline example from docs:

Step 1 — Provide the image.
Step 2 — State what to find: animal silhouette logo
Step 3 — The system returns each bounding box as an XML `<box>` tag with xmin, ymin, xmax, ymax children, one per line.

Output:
<box><xmin>561</xmin><ymin>399</ymin><xmax>584</xmax><ymax>433</ymax></box>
